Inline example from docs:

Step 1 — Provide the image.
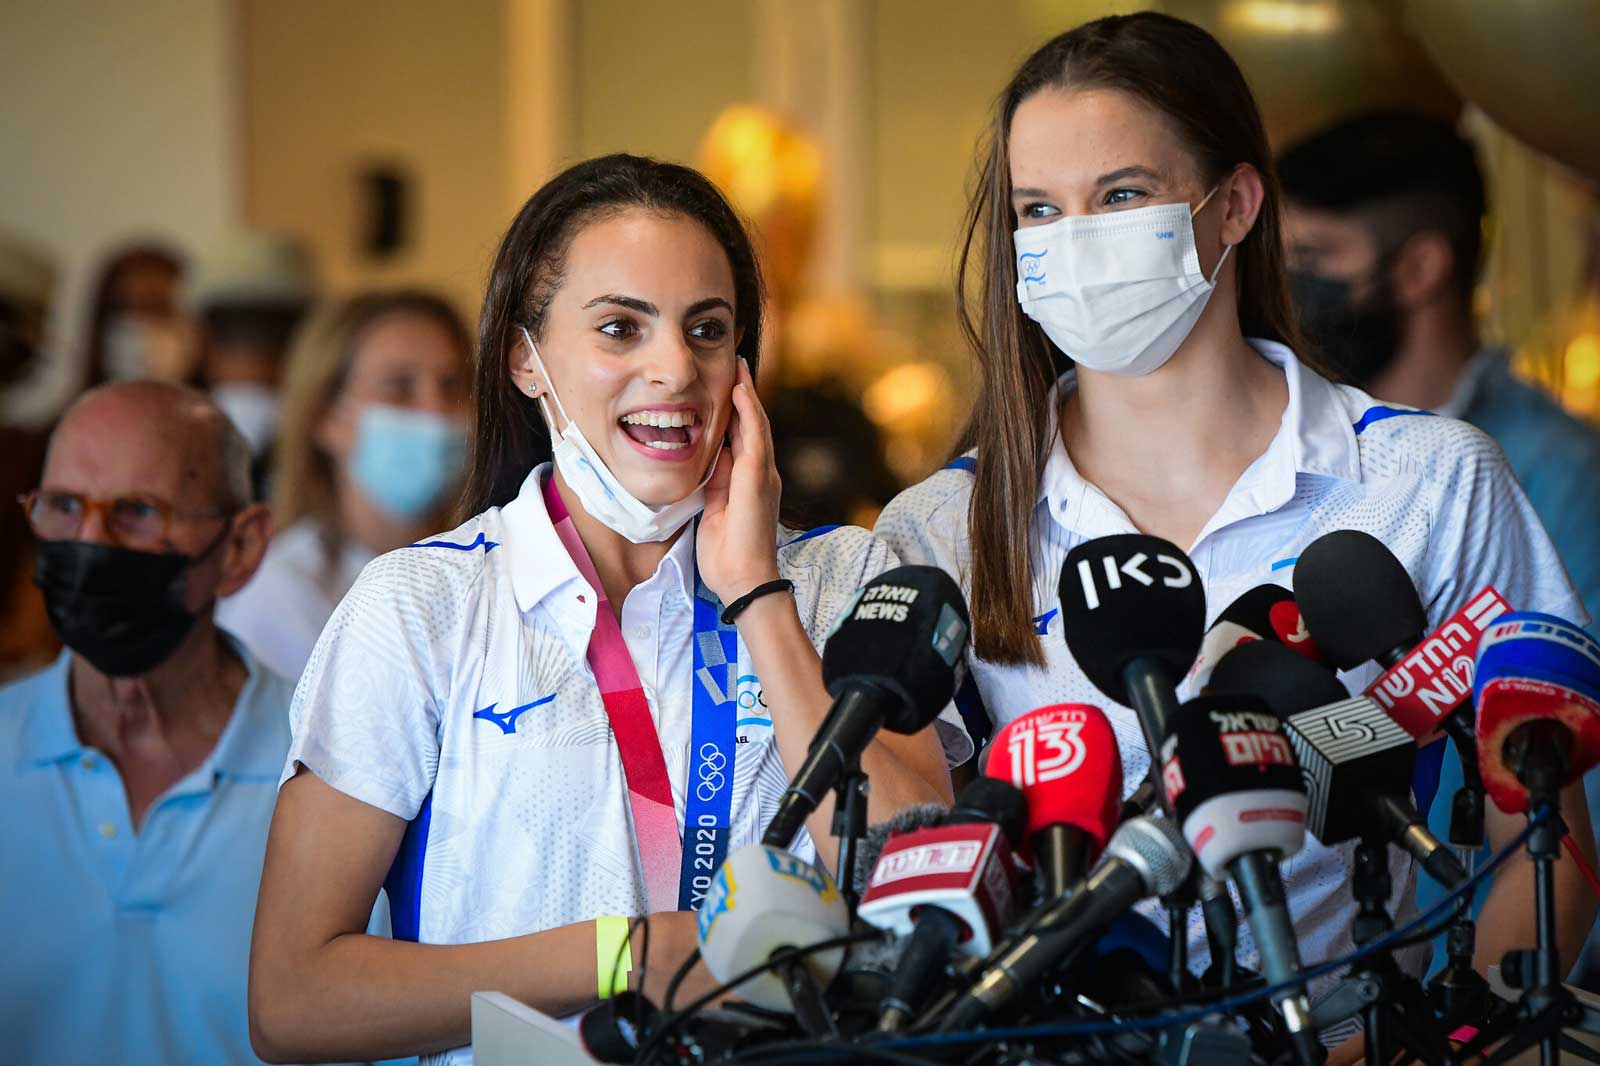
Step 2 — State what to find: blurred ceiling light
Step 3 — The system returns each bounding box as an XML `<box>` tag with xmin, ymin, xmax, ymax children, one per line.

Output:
<box><xmin>1221</xmin><ymin>0</ymin><xmax>1342</xmax><ymax>35</ymax></box>
<box><xmin>1566</xmin><ymin>332</ymin><xmax>1600</xmax><ymax>390</ymax></box>
<box><xmin>863</xmin><ymin>361</ymin><xmax>947</xmax><ymax>426</ymax></box>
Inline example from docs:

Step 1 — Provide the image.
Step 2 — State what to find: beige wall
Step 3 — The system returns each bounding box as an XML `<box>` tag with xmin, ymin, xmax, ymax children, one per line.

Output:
<box><xmin>0</xmin><ymin>0</ymin><xmax>238</xmax><ymax>423</ymax></box>
<box><xmin>241</xmin><ymin>0</ymin><xmax>509</xmax><ymax>321</ymax></box>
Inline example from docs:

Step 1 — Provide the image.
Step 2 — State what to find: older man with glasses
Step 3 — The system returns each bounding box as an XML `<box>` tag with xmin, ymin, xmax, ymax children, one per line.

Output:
<box><xmin>0</xmin><ymin>379</ymin><xmax>288</xmax><ymax>1065</ymax></box>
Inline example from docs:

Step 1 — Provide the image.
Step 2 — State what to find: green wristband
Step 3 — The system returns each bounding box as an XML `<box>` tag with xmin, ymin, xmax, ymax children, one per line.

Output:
<box><xmin>595</xmin><ymin>916</ymin><xmax>632</xmax><ymax>1000</ymax></box>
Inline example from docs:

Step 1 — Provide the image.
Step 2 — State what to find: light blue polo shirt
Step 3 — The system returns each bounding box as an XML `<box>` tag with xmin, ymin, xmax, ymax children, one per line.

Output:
<box><xmin>0</xmin><ymin>635</ymin><xmax>294</xmax><ymax>1066</ymax></box>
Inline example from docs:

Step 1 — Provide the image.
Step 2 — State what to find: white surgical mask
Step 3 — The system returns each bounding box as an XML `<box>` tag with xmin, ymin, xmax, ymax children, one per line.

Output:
<box><xmin>519</xmin><ymin>327</ymin><xmax>714</xmax><ymax>544</ymax></box>
<box><xmin>212</xmin><ymin>382</ymin><xmax>281</xmax><ymax>456</ymax></box>
<box><xmin>1013</xmin><ymin>187</ymin><xmax>1232</xmax><ymax>376</ymax></box>
<box><xmin>104</xmin><ymin>314</ymin><xmax>194</xmax><ymax>382</ymax></box>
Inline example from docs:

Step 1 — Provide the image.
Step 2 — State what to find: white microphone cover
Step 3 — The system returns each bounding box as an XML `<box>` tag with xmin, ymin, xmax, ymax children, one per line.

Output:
<box><xmin>696</xmin><ymin>844</ymin><xmax>851</xmax><ymax>1011</ymax></box>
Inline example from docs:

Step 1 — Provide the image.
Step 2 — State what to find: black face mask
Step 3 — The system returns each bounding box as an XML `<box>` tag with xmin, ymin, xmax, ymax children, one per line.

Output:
<box><xmin>33</xmin><ymin>531</ymin><xmax>226</xmax><ymax>678</ymax></box>
<box><xmin>1290</xmin><ymin>266</ymin><xmax>1404</xmax><ymax>389</ymax></box>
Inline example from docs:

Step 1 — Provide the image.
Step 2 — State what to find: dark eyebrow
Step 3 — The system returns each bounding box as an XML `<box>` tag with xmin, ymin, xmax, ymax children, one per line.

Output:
<box><xmin>684</xmin><ymin>297</ymin><xmax>734</xmax><ymax>318</ymax></box>
<box><xmin>581</xmin><ymin>294</ymin><xmax>658</xmax><ymax>316</ymax></box>
<box><xmin>1094</xmin><ymin>165</ymin><xmax>1164</xmax><ymax>187</ymax></box>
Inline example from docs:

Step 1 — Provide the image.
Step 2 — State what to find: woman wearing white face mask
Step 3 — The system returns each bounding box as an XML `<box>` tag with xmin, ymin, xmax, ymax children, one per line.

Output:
<box><xmin>216</xmin><ymin>291</ymin><xmax>470</xmax><ymax>681</ymax></box>
<box><xmin>876</xmin><ymin>12</ymin><xmax>1593</xmax><ymax>1061</ymax></box>
<box><xmin>248</xmin><ymin>155</ymin><xmax>965</xmax><ymax>1065</ymax></box>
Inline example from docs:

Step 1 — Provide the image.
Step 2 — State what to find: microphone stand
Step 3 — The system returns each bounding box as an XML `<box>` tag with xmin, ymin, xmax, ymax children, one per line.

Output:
<box><xmin>833</xmin><ymin>754</ymin><xmax>870</xmax><ymax>912</ymax></box>
<box><xmin>1460</xmin><ymin>723</ymin><xmax>1600</xmax><ymax>1066</ymax></box>
<box><xmin>1311</xmin><ymin>838</ymin><xmax>1452</xmax><ymax>1066</ymax></box>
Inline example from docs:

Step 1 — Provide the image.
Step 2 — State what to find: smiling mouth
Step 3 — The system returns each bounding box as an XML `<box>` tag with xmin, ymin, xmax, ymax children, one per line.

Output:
<box><xmin>619</xmin><ymin>409</ymin><xmax>699</xmax><ymax>451</ymax></box>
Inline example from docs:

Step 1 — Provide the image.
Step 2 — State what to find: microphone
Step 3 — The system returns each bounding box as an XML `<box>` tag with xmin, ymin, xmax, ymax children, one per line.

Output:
<box><xmin>982</xmin><ymin>704</ymin><xmax>1123</xmax><ymax>899</ymax></box>
<box><xmin>1187</xmin><ymin>584</ymin><xmax>1327</xmax><ymax>692</ymax></box>
<box><xmin>764</xmin><ymin>565</ymin><xmax>971</xmax><ymax>849</ymax></box>
<box><xmin>1058</xmin><ymin>535</ymin><xmax>1206</xmax><ymax>804</ymax></box>
<box><xmin>1161</xmin><ymin>694</ymin><xmax>1324</xmax><ymax>1066</ymax></box>
<box><xmin>937</xmin><ymin>815</ymin><xmax>1191</xmax><ymax>1031</ymax></box>
<box><xmin>852</xmin><ymin>804</ymin><xmax>949</xmax><ymax>898</ymax></box>
<box><xmin>1293</xmin><ymin>530</ymin><xmax>1510</xmax><ymax>844</ymax></box>
<box><xmin>858</xmin><ymin>778</ymin><xmax>1028</xmax><ymax>1031</ymax></box>
<box><xmin>1210</xmin><ymin>640</ymin><xmax>1467</xmax><ymax>889</ymax></box>
<box><xmin>696</xmin><ymin>843</ymin><xmax>850</xmax><ymax>1026</ymax></box>
<box><xmin>1474</xmin><ymin>612</ymin><xmax>1600</xmax><ymax>813</ymax></box>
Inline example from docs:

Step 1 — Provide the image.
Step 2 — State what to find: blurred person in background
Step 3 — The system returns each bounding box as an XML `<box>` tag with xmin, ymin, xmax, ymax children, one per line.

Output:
<box><xmin>188</xmin><ymin>229</ymin><xmax>317</xmax><ymax>496</ymax></box>
<box><xmin>81</xmin><ymin>242</ymin><xmax>192</xmax><ymax>388</ymax></box>
<box><xmin>217</xmin><ymin>291</ymin><xmax>470</xmax><ymax>682</ymax></box>
<box><xmin>1280</xmin><ymin>110</ymin><xmax>1600</xmax><ymax>990</ymax></box>
<box><xmin>1280</xmin><ymin>111</ymin><xmax>1600</xmax><ymax>632</ymax></box>
<box><xmin>0</xmin><ymin>380</ymin><xmax>285</xmax><ymax>1065</ymax></box>
<box><xmin>1</xmin><ymin>233</ymin><xmax>60</xmax><ymax>680</ymax></box>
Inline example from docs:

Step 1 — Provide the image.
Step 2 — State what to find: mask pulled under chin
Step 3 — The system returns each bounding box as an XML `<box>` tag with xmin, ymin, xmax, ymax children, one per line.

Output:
<box><xmin>34</xmin><ymin>539</ymin><xmax>212</xmax><ymax>678</ymax></box>
<box><xmin>520</xmin><ymin>326</ymin><xmax>715</xmax><ymax>544</ymax></box>
<box><xmin>1013</xmin><ymin>187</ymin><xmax>1231</xmax><ymax>377</ymax></box>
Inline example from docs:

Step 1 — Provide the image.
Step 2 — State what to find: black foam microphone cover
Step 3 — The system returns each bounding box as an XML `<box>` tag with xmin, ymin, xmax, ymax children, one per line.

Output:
<box><xmin>822</xmin><ymin>565</ymin><xmax>970</xmax><ymax>734</ymax></box>
<box><xmin>1058</xmin><ymin>534</ymin><xmax>1206</xmax><ymax>707</ymax></box>
<box><xmin>949</xmin><ymin>776</ymin><xmax>1029</xmax><ymax>850</ymax></box>
<box><xmin>1294</xmin><ymin>530</ymin><xmax>1427</xmax><ymax>670</ymax></box>
<box><xmin>1207</xmin><ymin>640</ymin><xmax>1348</xmax><ymax>713</ymax></box>
<box><xmin>1162</xmin><ymin>693</ymin><xmax>1306</xmax><ymax>828</ymax></box>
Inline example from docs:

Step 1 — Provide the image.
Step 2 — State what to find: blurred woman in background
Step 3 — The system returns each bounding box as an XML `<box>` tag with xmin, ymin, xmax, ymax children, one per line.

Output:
<box><xmin>217</xmin><ymin>291</ymin><xmax>469</xmax><ymax>681</ymax></box>
<box><xmin>81</xmin><ymin>242</ymin><xmax>191</xmax><ymax>388</ymax></box>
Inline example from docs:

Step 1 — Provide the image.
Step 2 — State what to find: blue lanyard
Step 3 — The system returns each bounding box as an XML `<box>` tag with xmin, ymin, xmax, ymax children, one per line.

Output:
<box><xmin>679</xmin><ymin>563</ymin><xmax>740</xmax><ymax>911</ymax></box>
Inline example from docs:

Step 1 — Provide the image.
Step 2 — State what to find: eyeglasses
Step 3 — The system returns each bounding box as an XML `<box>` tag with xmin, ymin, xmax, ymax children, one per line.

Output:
<box><xmin>17</xmin><ymin>490</ymin><xmax>230</xmax><ymax>550</ymax></box>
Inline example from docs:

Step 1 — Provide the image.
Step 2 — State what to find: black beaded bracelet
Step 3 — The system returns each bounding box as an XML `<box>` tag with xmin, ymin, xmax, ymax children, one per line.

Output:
<box><xmin>719</xmin><ymin>579</ymin><xmax>795</xmax><ymax>625</ymax></box>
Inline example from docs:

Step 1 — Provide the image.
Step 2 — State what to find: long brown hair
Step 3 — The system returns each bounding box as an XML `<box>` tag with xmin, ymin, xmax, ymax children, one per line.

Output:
<box><xmin>463</xmin><ymin>154</ymin><xmax>764</xmax><ymax>517</ymax></box>
<box><xmin>273</xmin><ymin>290</ymin><xmax>469</xmax><ymax>569</ymax></box>
<box><xmin>956</xmin><ymin>12</ymin><xmax>1318</xmax><ymax>666</ymax></box>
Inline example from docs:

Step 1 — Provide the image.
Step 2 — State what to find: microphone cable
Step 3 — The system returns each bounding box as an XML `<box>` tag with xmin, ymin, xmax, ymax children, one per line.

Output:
<box><xmin>656</xmin><ymin>807</ymin><xmax>1554</xmax><ymax>1064</ymax></box>
<box><xmin>634</xmin><ymin>929</ymin><xmax>881</xmax><ymax>1066</ymax></box>
<box><xmin>874</xmin><ymin>804</ymin><xmax>1554</xmax><ymax>1053</ymax></box>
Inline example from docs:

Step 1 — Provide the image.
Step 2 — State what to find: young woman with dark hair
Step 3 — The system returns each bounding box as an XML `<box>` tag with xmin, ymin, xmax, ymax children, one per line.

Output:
<box><xmin>249</xmin><ymin>154</ymin><xmax>966</xmax><ymax>1065</ymax></box>
<box><xmin>875</xmin><ymin>12</ymin><xmax>1593</xmax><ymax>1057</ymax></box>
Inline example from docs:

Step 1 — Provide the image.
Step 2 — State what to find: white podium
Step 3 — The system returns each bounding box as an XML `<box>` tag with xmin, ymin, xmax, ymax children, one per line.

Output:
<box><xmin>470</xmin><ymin>992</ymin><xmax>600</xmax><ymax>1066</ymax></box>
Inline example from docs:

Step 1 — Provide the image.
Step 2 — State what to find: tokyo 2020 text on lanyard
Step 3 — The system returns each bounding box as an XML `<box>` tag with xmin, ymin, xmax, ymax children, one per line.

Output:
<box><xmin>542</xmin><ymin>476</ymin><xmax>737</xmax><ymax>913</ymax></box>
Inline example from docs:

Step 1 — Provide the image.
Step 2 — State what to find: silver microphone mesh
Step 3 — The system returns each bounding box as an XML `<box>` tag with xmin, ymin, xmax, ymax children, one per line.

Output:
<box><xmin>1104</xmin><ymin>815</ymin><xmax>1192</xmax><ymax>896</ymax></box>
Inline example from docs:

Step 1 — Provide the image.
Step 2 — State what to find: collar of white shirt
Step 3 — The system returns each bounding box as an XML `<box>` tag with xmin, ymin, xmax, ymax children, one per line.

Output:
<box><xmin>1038</xmin><ymin>339</ymin><xmax>1364</xmax><ymax>546</ymax></box>
<box><xmin>500</xmin><ymin>463</ymin><xmax>699</xmax><ymax>629</ymax></box>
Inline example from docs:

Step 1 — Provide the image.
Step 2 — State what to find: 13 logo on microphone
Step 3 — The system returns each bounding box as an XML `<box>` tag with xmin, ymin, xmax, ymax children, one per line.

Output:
<box><xmin>1005</xmin><ymin>707</ymin><xmax>1089</xmax><ymax>786</ymax></box>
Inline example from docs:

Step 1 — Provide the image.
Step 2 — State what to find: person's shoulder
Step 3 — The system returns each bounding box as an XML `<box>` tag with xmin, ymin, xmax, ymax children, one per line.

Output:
<box><xmin>355</xmin><ymin>510</ymin><xmax>505</xmax><ymax>598</ymax></box>
<box><xmin>1338</xmin><ymin>385</ymin><xmax>1506</xmax><ymax>482</ymax></box>
<box><xmin>0</xmin><ymin>654</ymin><xmax>70</xmax><ymax>761</ymax></box>
<box><xmin>1485</xmin><ymin>369</ymin><xmax>1600</xmax><ymax>462</ymax></box>
<box><xmin>884</xmin><ymin>454</ymin><xmax>978</xmax><ymax>519</ymax></box>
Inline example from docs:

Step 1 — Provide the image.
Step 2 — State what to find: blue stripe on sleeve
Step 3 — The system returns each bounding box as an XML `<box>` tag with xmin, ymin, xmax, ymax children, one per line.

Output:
<box><xmin>1352</xmin><ymin>406</ymin><xmax>1435</xmax><ymax>435</ymax></box>
<box><xmin>383</xmin><ymin>791</ymin><xmax>433</xmax><ymax>942</ymax></box>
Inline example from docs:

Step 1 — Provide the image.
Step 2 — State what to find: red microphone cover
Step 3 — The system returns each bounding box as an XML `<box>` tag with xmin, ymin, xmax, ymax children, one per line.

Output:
<box><xmin>983</xmin><ymin>704</ymin><xmax>1123</xmax><ymax>857</ymax></box>
<box><xmin>1474</xmin><ymin>612</ymin><xmax>1600</xmax><ymax>814</ymax></box>
<box><xmin>1364</xmin><ymin>586</ymin><xmax>1511</xmax><ymax>739</ymax></box>
<box><xmin>857</xmin><ymin>821</ymin><xmax>1017</xmax><ymax>956</ymax></box>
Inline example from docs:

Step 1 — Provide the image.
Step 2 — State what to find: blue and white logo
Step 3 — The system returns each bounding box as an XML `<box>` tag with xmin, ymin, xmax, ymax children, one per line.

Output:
<box><xmin>1019</xmin><ymin>249</ymin><xmax>1049</xmax><ymax>286</ymax></box>
<box><xmin>472</xmin><ymin>693</ymin><xmax>557</xmax><ymax>735</ymax></box>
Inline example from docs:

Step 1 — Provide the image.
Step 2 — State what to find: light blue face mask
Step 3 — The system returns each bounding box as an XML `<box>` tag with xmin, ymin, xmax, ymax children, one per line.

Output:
<box><xmin>348</xmin><ymin>404</ymin><xmax>466</xmax><ymax>520</ymax></box>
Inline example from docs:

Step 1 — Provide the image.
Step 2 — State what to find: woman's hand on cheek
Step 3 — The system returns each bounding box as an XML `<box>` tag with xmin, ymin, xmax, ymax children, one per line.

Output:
<box><xmin>696</xmin><ymin>358</ymin><xmax>782</xmax><ymax>605</ymax></box>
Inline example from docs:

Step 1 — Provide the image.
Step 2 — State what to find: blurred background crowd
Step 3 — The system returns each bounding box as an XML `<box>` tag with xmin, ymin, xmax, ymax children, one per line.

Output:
<box><xmin>2</xmin><ymin>1</ymin><xmax>1599</xmax><ymax>1061</ymax></box>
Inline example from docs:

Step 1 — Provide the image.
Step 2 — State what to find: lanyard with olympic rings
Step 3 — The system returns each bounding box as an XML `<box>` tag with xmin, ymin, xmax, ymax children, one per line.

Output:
<box><xmin>544</xmin><ymin>475</ymin><xmax>737</xmax><ymax>913</ymax></box>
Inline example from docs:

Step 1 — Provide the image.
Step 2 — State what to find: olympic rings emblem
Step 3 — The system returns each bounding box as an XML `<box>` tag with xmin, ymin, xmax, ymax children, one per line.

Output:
<box><xmin>696</xmin><ymin>742</ymin><xmax>727</xmax><ymax>802</ymax></box>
